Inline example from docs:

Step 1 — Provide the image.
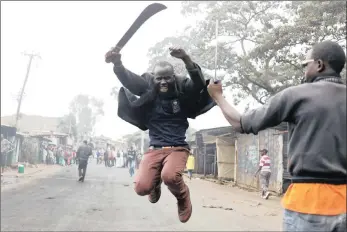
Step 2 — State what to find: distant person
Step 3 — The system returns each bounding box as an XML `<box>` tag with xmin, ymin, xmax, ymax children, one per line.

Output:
<box><xmin>108</xmin><ymin>147</ymin><xmax>115</xmax><ymax>167</ymax></box>
<box><xmin>76</xmin><ymin>140</ymin><xmax>92</xmax><ymax>182</ymax></box>
<box><xmin>186</xmin><ymin>154</ymin><xmax>195</xmax><ymax>180</ymax></box>
<box><xmin>111</xmin><ymin>147</ymin><xmax>116</xmax><ymax>167</ymax></box>
<box><xmin>104</xmin><ymin>148</ymin><xmax>109</xmax><ymax>167</ymax></box>
<box><xmin>254</xmin><ymin>149</ymin><xmax>271</xmax><ymax>199</ymax></box>
<box><xmin>96</xmin><ymin>149</ymin><xmax>101</xmax><ymax>164</ymax></box>
<box><xmin>127</xmin><ymin>148</ymin><xmax>136</xmax><ymax>177</ymax></box>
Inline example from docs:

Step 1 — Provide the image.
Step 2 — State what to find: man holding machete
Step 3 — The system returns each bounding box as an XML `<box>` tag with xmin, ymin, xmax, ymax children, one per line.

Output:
<box><xmin>207</xmin><ymin>40</ymin><xmax>346</xmax><ymax>232</ymax></box>
<box><xmin>105</xmin><ymin>47</ymin><xmax>215</xmax><ymax>223</ymax></box>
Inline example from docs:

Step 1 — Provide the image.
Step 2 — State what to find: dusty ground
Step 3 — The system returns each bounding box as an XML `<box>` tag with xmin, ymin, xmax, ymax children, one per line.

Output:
<box><xmin>1</xmin><ymin>164</ymin><xmax>63</xmax><ymax>192</ymax></box>
<box><xmin>1</xmin><ymin>160</ymin><xmax>283</xmax><ymax>231</ymax></box>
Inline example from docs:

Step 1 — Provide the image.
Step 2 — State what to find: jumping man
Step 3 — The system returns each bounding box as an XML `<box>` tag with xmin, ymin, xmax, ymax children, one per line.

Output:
<box><xmin>105</xmin><ymin>46</ymin><xmax>215</xmax><ymax>223</ymax></box>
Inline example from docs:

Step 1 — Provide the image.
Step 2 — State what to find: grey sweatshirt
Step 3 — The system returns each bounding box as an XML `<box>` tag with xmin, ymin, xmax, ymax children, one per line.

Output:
<box><xmin>239</xmin><ymin>77</ymin><xmax>346</xmax><ymax>184</ymax></box>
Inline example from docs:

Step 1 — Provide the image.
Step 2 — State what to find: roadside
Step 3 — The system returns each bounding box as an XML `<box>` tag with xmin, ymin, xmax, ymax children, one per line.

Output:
<box><xmin>182</xmin><ymin>175</ymin><xmax>283</xmax><ymax>231</ymax></box>
<box><xmin>183</xmin><ymin>173</ymin><xmax>283</xmax><ymax>210</ymax></box>
<box><xmin>1</xmin><ymin>164</ymin><xmax>64</xmax><ymax>192</ymax></box>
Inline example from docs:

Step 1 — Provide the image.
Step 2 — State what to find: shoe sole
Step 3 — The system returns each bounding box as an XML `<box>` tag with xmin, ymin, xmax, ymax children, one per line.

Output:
<box><xmin>180</xmin><ymin>204</ymin><xmax>192</xmax><ymax>223</ymax></box>
<box><xmin>148</xmin><ymin>189</ymin><xmax>161</xmax><ymax>203</ymax></box>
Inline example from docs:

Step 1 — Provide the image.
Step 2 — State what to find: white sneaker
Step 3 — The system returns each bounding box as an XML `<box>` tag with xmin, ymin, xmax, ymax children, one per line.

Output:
<box><xmin>264</xmin><ymin>192</ymin><xmax>270</xmax><ymax>199</ymax></box>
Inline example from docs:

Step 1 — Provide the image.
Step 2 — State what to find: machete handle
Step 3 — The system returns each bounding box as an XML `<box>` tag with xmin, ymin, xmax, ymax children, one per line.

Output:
<box><xmin>213</xmin><ymin>80</ymin><xmax>221</xmax><ymax>84</ymax></box>
<box><xmin>112</xmin><ymin>46</ymin><xmax>122</xmax><ymax>53</ymax></box>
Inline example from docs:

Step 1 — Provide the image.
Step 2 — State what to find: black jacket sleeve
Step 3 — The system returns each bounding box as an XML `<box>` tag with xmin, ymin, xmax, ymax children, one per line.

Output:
<box><xmin>113</xmin><ymin>64</ymin><xmax>150</xmax><ymax>96</ymax></box>
<box><xmin>183</xmin><ymin>63</ymin><xmax>206</xmax><ymax>94</ymax></box>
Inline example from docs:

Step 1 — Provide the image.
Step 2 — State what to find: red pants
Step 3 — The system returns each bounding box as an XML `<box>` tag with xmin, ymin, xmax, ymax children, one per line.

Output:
<box><xmin>134</xmin><ymin>147</ymin><xmax>189</xmax><ymax>200</ymax></box>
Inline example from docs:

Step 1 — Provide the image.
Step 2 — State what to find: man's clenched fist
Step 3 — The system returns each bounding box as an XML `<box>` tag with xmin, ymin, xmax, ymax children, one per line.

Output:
<box><xmin>105</xmin><ymin>47</ymin><xmax>122</xmax><ymax>65</ymax></box>
<box><xmin>169</xmin><ymin>47</ymin><xmax>189</xmax><ymax>59</ymax></box>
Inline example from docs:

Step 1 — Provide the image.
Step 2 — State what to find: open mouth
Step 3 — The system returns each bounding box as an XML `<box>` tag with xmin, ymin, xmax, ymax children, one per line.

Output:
<box><xmin>160</xmin><ymin>86</ymin><xmax>168</xmax><ymax>92</ymax></box>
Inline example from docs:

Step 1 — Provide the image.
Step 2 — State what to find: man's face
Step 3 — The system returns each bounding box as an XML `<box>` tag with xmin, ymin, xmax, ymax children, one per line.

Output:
<box><xmin>153</xmin><ymin>65</ymin><xmax>175</xmax><ymax>93</ymax></box>
<box><xmin>302</xmin><ymin>49</ymin><xmax>324</xmax><ymax>82</ymax></box>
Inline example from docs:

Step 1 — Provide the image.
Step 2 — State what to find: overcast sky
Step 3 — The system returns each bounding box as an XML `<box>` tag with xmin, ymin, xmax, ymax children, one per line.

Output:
<box><xmin>1</xmin><ymin>1</ymin><xmax>259</xmax><ymax>140</ymax></box>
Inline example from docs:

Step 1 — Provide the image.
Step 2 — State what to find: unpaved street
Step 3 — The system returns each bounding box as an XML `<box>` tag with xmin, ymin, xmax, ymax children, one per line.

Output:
<box><xmin>1</xmin><ymin>161</ymin><xmax>283</xmax><ymax>231</ymax></box>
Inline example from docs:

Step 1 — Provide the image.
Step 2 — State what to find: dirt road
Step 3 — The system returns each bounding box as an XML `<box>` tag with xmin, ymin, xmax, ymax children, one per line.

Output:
<box><xmin>1</xmin><ymin>161</ymin><xmax>283</xmax><ymax>231</ymax></box>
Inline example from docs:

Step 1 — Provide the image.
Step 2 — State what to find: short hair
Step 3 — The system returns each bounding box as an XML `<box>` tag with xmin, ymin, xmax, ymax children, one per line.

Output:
<box><xmin>153</xmin><ymin>61</ymin><xmax>174</xmax><ymax>72</ymax></box>
<box><xmin>311</xmin><ymin>41</ymin><xmax>346</xmax><ymax>74</ymax></box>
<box><xmin>83</xmin><ymin>140</ymin><xmax>88</xmax><ymax>144</ymax></box>
<box><xmin>260</xmin><ymin>149</ymin><xmax>268</xmax><ymax>154</ymax></box>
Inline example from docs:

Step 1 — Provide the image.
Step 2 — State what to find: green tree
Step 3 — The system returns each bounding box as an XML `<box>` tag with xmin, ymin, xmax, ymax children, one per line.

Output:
<box><xmin>69</xmin><ymin>94</ymin><xmax>104</xmax><ymax>140</ymax></box>
<box><xmin>148</xmin><ymin>1</ymin><xmax>346</xmax><ymax>105</ymax></box>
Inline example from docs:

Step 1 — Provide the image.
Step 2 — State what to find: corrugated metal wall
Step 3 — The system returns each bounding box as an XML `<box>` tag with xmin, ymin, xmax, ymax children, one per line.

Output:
<box><xmin>195</xmin><ymin>132</ymin><xmax>205</xmax><ymax>174</ymax></box>
<box><xmin>235</xmin><ymin>129</ymin><xmax>284</xmax><ymax>194</ymax></box>
<box><xmin>216</xmin><ymin>137</ymin><xmax>235</xmax><ymax>180</ymax></box>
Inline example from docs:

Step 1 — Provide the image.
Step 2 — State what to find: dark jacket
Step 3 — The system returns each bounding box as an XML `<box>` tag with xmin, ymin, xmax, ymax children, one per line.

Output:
<box><xmin>76</xmin><ymin>144</ymin><xmax>92</xmax><ymax>161</ymax></box>
<box><xmin>239</xmin><ymin>76</ymin><xmax>346</xmax><ymax>184</ymax></box>
<box><xmin>114</xmin><ymin>62</ymin><xmax>216</xmax><ymax>131</ymax></box>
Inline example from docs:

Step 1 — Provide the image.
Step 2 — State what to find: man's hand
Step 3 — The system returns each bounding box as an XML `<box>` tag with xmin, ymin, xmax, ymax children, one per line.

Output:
<box><xmin>207</xmin><ymin>81</ymin><xmax>224</xmax><ymax>101</ymax></box>
<box><xmin>169</xmin><ymin>47</ymin><xmax>188</xmax><ymax>59</ymax></box>
<box><xmin>105</xmin><ymin>47</ymin><xmax>122</xmax><ymax>65</ymax></box>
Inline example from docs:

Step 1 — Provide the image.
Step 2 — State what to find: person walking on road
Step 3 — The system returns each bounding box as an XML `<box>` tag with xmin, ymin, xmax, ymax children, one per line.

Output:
<box><xmin>207</xmin><ymin>40</ymin><xmax>346</xmax><ymax>232</ymax></box>
<box><xmin>76</xmin><ymin>140</ymin><xmax>92</xmax><ymax>182</ymax></box>
<box><xmin>254</xmin><ymin>149</ymin><xmax>271</xmax><ymax>199</ymax></box>
<box><xmin>186</xmin><ymin>154</ymin><xmax>195</xmax><ymax>180</ymax></box>
<box><xmin>127</xmin><ymin>147</ymin><xmax>136</xmax><ymax>177</ymax></box>
<box><xmin>104</xmin><ymin>148</ymin><xmax>109</xmax><ymax>167</ymax></box>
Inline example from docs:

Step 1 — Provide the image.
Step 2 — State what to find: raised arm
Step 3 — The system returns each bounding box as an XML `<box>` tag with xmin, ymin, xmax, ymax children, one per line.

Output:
<box><xmin>113</xmin><ymin>64</ymin><xmax>149</xmax><ymax>96</ymax></box>
<box><xmin>105</xmin><ymin>48</ymin><xmax>149</xmax><ymax>96</ymax></box>
<box><xmin>169</xmin><ymin>47</ymin><xmax>205</xmax><ymax>93</ymax></box>
<box><xmin>207</xmin><ymin>82</ymin><xmax>296</xmax><ymax>134</ymax></box>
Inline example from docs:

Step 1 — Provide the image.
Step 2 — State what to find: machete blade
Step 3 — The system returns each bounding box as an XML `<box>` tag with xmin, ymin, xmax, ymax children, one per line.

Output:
<box><xmin>114</xmin><ymin>3</ymin><xmax>167</xmax><ymax>52</ymax></box>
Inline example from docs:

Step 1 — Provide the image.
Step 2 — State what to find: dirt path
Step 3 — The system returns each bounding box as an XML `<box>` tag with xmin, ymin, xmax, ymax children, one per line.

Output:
<box><xmin>1</xmin><ymin>164</ymin><xmax>64</xmax><ymax>192</ymax></box>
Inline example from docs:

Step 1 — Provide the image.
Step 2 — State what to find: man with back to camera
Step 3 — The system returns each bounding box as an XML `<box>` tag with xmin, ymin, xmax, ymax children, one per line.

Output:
<box><xmin>105</xmin><ymin>46</ymin><xmax>215</xmax><ymax>223</ymax></box>
<box><xmin>76</xmin><ymin>140</ymin><xmax>92</xmax><ymax>182</ymax></box>
<box><xmin>207</xmin><ymin>40</ymin><xmax>346</xmax><ymax>232</ymax></box>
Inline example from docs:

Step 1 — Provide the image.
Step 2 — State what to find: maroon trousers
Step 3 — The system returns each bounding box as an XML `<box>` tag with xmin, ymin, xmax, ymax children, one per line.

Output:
<box><xmin>134</xmin><ymin>147</ymin><xmax>189</xmax><ymax>200</ymax></box>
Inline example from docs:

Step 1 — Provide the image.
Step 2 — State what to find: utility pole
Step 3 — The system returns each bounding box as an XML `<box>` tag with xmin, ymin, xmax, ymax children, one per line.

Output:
<box><xmin>214</xmin><ymin>20</ymin><xmax>219</xmax><ymax>82</ymax></box>
<box><xmin>14</xmin><ymin>52</ymin><xmax>41</xmax><ymax>130</ymax></box>
<box><xmin>140</xmin><ymin>131</ymin><xmax>145</xmax><ymax>155</ymax></box>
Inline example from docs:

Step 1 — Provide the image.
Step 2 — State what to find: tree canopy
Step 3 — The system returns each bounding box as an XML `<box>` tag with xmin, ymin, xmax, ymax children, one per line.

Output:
<box><xmin>147</xmin><ymin>1</ymin><xmax>346</xmax><ymax>105</ymax></box>
<box><xmin>57</xmin><ymin>113</ymin><xmax>78</xmax><ymax>140</ymax></box>
<box><xmin>67</xmin><ymin>94</ymin><xmax>104</xmax><ymax>141</ymax></box>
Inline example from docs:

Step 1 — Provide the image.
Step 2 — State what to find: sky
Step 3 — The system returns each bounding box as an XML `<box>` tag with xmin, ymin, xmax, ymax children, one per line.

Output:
<box><xmin>1</xmin><ymin>1</ymin><xmax>259</xmax><ymax>140</ymax></box>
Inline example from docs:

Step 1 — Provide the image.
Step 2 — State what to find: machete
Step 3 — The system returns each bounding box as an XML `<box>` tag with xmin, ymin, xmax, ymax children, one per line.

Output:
<box><xmin>113</xmin><ymin>3</ymin><xmax>167</xmax><ymax>53</ymax></box>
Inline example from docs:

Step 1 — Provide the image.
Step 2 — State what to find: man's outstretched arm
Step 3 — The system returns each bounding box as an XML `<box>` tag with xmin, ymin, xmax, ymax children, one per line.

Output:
<box><xmin>105</xmin><ymin>48</ymin><xmax>149</xmax><ymax>96</ymax></box>
<box><xmin>208</xmin><ymin>82</ymin><xmax>294</xmax><ymax>134</ymax></box>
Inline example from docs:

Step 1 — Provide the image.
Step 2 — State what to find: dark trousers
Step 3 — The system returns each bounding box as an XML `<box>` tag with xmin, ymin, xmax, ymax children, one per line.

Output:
<box><xmin>134</xmin><ymin>147</ymin><xmax>189</xmax><ymax>200</ymax></box>
<box><xmin>104</xmin><ymin>158</ymin><xmax>108</xmax><ymax>167</ymax></box>
<box><xmin>78</xmin><ymin>160</ymin><xmax>88</xmax><ymax>181</ymax></box>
